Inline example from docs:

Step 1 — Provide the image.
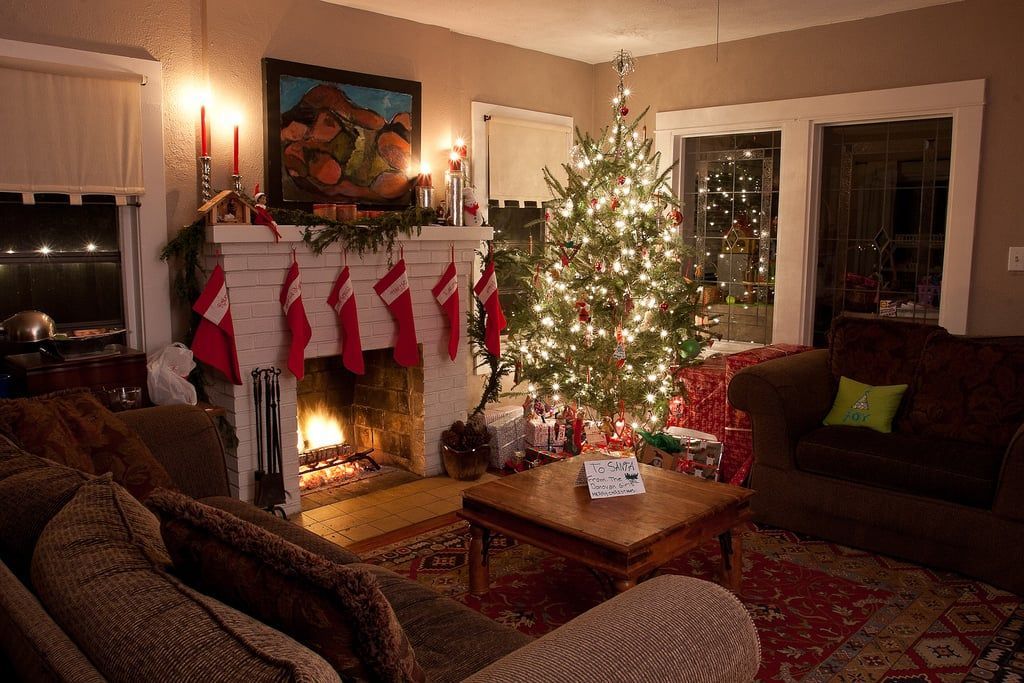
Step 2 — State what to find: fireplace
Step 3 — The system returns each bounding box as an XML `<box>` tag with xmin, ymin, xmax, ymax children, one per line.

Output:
<box><xmin>201</xmin><ymin>223</ymin><xmax>491</xmax><ymax>515</ymax></box>
<box><xmin>296</xmin><ymin>350</ymin><xmax>424</xmax><ymax>493</ymax></box>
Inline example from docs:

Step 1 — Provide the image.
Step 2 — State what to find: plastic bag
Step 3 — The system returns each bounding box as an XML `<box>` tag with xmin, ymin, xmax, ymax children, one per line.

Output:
<box><xmin>147</xmin><ymin>343</ymin><xmax>197</xmax><ymax>406</ymax></box>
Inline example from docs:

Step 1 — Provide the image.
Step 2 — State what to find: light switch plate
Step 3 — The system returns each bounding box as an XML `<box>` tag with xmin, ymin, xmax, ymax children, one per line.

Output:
<box><xmin>1010</xmin><ymin>246</ymin><xmax>1024</xmax><ymax>272</ymax></box>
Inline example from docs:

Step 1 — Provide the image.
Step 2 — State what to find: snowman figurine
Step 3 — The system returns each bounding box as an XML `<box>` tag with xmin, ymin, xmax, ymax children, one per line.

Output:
<box><xmin>462</xmin><ymin>185</ymin><xmax>484</xmax><ymax>226</ymax></box>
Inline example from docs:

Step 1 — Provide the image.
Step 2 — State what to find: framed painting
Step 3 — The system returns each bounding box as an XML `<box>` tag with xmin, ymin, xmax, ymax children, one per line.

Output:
<box><xmin>263</xmin><ymin>58</ymin><xmax>421</xmax><ymax>210</ymax></box>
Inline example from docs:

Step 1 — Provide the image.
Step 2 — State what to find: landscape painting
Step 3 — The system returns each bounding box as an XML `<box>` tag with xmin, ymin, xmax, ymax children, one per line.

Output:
<box><xmin>263</xmin><ymin>58</ymin><xmax>421</xmax><ymax>209</ymax></box>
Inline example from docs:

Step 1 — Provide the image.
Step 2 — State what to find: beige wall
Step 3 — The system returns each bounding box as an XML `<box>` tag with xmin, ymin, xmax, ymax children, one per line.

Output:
<box><xmin>0</xmin><ymin>0</ymin><xmax>593</xmax><ymax>235</ymax></box>
<box><xmin>593</xmin><ymin>0</ymin><xmax>1024</xmax><ymax>336</ymax></box>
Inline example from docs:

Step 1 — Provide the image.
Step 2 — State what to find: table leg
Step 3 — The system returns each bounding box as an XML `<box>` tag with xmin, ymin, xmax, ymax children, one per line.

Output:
<box><xmin>718</xmin><ymin>528</ymin><xmax>743</xmax><ymax>593</ymax></box>
<box><xmin>612</xmin><ymin>578</ymin><xmax>636</xmax><ymax>594</ymax></box>
<box><xmin>468</xmin><ymin>524</ymin><xmax>490</xmax><ymax>596</ymax></box>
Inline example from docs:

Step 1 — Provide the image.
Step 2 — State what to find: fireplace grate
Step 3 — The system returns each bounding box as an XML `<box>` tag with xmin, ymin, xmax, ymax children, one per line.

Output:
<box><xmin>298</xmin><ymin>444</ymin><xmax>382</xmax><ymax>475</ymax></box>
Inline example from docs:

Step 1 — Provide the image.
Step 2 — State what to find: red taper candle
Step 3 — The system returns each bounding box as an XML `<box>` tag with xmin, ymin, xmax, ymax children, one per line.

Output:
<box><xmin>200</xmin><ymin>105</ymin><xmax>208</xmax><ymax>156</ymax></box>
<box><xmin>232</xmin><ymin>124</ymin><xmax>239</xmax><ymax>175</ymax></box>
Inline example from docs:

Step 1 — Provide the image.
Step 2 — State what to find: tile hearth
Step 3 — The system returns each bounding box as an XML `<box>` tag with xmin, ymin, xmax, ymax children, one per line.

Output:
<box><xmin>296</xmin><ymin>473</ymin><xmax>498</xmax><ymax>545</ymax></box>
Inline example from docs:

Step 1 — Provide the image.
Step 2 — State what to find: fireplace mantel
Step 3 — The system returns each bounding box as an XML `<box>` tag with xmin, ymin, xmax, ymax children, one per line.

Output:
<box><xmin>202</xmin><ymin>222</ymin><xmax>490</xmax><ymax>515</ymax></box>
<box><xmin>207</xmin><ymin>223</ymin><xmax>493</xmax><ymax>244</ymax></box>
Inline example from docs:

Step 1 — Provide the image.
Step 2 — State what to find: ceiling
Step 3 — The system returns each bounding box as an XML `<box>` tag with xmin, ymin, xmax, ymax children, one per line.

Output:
<box><xmin>321</xmin><ymin>0</ymin><xmax>960</xmax><ymax>64</ymax></box>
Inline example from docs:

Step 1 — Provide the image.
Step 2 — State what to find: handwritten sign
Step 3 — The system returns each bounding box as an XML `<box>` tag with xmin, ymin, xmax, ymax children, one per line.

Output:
<box><xmin>579</xmin><ymin>457</ymin><xmax>646</xmax><ymax>499</ymax></box>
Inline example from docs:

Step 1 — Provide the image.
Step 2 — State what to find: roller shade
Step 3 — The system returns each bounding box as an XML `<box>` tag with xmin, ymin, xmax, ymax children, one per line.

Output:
<box><xmin>0</xmin><ymin>64</ymin><xmax>144</xmax><ymax>198</ymax></box>
<box><xmin>486</xmin><ymin>116</ymin><xmax>571</xmax><ymax>202</ymax></box>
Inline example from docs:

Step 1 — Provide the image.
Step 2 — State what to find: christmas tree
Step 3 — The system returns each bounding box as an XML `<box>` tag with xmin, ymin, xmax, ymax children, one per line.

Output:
<box><xmin>507</xmin><ymin>50</ymin><xmax>711</xmax><ymax>429</ymax></box>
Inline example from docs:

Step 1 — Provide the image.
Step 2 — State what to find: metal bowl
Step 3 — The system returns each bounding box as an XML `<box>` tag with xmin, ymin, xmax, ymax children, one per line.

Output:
<box><xmin>0</xmin><ymin>311</ymin><xmax>56</xmax><ymax>342</ymax></box>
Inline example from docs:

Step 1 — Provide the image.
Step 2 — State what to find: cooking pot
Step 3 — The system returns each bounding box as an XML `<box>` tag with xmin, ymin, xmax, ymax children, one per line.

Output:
<box><xmin>0</xmin><ymin>311</ymin><xmax>57</xmax><ymax>342</ymax></box>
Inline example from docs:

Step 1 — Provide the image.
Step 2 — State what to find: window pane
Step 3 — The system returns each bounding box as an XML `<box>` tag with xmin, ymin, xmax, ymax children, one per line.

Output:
<box><xmin>0</xmin><ymin>202</ymin><xmax>120</xmax><ymax>254</ymax></box>
<box><xmin>0</xmin><ymin>260</ymin><xmax>124</xmax><ymax>327</ymax></box>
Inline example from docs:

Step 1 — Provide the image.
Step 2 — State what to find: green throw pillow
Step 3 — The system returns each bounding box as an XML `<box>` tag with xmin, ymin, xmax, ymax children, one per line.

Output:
<box><xmin>823</xmin><ymin>376</ymin><xmax>908</xmax><ymax>433</ymax></box>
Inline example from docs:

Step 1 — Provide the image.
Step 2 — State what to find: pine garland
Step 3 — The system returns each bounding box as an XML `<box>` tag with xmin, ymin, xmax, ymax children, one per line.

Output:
<box><xmin>295</xmin><ymin>205</ymin><xmax>436</xmax><ymax>256</ymax></box>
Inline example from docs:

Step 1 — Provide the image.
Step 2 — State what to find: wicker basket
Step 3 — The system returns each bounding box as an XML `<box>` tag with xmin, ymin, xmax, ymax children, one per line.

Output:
<box><xmin>441</xmin><ymin>444</ymin><xmax>489</xmax><ymax>481</ymax></box>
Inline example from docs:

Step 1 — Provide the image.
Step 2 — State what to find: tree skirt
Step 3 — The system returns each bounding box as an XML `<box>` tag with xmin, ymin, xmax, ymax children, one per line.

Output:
<box><xmin>360</xmin><ymin>521</ymin><xmax>1021</xmax><ymax>682</ymax></box>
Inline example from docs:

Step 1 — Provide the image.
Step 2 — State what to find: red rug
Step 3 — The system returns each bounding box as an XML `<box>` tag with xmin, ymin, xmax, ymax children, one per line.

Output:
<box><xmin>360</xmin><ymin>521</ymin><xmax>1020</xmax><ymax>682</ymax></box>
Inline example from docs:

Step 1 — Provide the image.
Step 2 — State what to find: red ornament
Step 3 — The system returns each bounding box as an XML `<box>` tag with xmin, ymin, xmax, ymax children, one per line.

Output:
<box><xmin>660</xmin><ymin>301</ymin><xmax>670</xmax><ymax>312</ymax></box>
<box><xmin>590</xmin><ymin>197</ymin><xmax>598</xmax><ymax>207</ymax></box>
<box><xmin>620</xmin><ymin>106</ymin><xmax>629</xmax><ymax>116</ymax></box>
<box><xmin>617</xmin><ymin>175</ymin><xmax>626</xmax><ymax>185</ymax></box>
<box><xmin>670</xmin><ymin>209</ymin><xmax>683</xmax><ymax>225</ymax></box>
<box><xmin>594</xmin><ymin>260</ymin><xmax>604</xmax><ymax>273</ymax></box>
<box><xmin>610</xmin><ymin>197</ymin><xmax>620</xmax><ymax>210</ymax></box>
<box><xmin>575</xmin><ymin>299</ymin><xmax>591</xmax><ymax>323</ymax></box>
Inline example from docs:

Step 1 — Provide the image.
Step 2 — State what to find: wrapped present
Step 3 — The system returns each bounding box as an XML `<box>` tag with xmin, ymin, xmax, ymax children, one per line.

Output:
<box><xmin>487</xmin><ymin>412</ymin><xmax>525</xmax><ymax>469</ymax></box>
<box><xmin>525</xmin><ymin>418</ymin><xmax>566</xmax><ymax>449</ymax></box>
<box><xmin>668</xmin><ymin>356</ymin><xmax>728</xmax><ymax>441</ymax></box>
<box><xmin>483</xmin><ymin>404</ymin><xmax>524</xmax><ymax>425</ymax></box>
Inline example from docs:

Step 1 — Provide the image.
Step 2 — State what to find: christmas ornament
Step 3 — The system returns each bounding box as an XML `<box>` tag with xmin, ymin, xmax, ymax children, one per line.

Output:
<box><xmin>191</xmin><ymin>264</ymin><xmax>242</xmax><ymax>385</ymax></box>
<box><xmin>669</xmin><ymin>209</ymin><xmax>683</xmax><ymax>225</ymax></box>
<box><xmin>594</xmin><ymin>260</ymin><xmax>604</xmax><ymax>273</ymax></box>
<box><xmin>726</xmin><ymin>294</ymin><xmax>737</xmax><ymax>304</ymax></box>
<box><xmin>612</xmin><ymin>326</ymin><xmax>626</xmax><ymax>368</ymax></box>
<box><xmin>660</xmin><ymin>301</ymin><xmax>669</xmax><ymax>312</ymax></box>
<box><xmin>432</xmin><ymin>255</ymin><xmax>460</xmax><ymax>361</ymax></box>
<box><xmin>280</xmin><ymin>256</ymin><xmax>312</xmax><ymax>379</ymax></box>
<box><xmin>474</xmin><ymin>258</ymin><xmax>507</xmax><ymax>357</ymax></box>
<box><xmin>374</xmin><ymin>257</ymin><xmax>420</xmax><ymax>367</ymax></box>
<box><xmin>681</xmin><ymin>338</ymin><xmax>701</xmax><ymax>358</ymax></box>
<box><xmin>326</xmin><ymin>265</ymin><xmax>364</xmax><ymax>375</ymax></box>
<box><xmin>617</xmin><ymin>175</ymin><xmax>626</xmax><ymax>185</ymax></box>
<box><xmin>575</xmin><ymin>299</ymin><xmax>591</xmax><ymax>323</ymax></box>
<box><xmin>624</xmin><ymin>294</ymin><xmax>634</xmax><ymax>314</ymax></box>
<box><xmin>610</xmin><ymin>197</ymin><xmax>619</xmax><ymax>210</ymax></box>
<box><xmin>620</xmin><ymin>106</ymin><xmax>629</xmax><ymax>116</ymax></box>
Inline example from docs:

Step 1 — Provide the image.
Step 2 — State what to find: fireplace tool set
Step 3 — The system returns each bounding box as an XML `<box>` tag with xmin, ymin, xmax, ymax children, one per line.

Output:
<box><xmin>252</xmin><ymin>367</ymin><xmax>288</xmax><ymax>518</ymax></box>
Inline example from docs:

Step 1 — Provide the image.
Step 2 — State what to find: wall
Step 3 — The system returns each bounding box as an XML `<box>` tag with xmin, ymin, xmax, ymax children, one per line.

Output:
<box><xmin>0</xmin><ymin>0</ymin><xmax>593</xmax><ymax>246</ymax></box>
<box><xmin>594</xmin><ymin>0</ymin><xmax>1024</xmax><ymax>336</ymax></box>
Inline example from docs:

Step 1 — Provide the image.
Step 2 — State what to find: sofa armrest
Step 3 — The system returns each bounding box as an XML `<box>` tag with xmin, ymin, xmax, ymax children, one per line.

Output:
<box><xmin>994</xmin><ymin>424</ymin><xmax>1024</xmax><ymax>522</ymax></box>
<box><xmin>727</xmin><ymin>349</ymin><xmax>833</xmax><ymax>471</ymax></box>
<box><xmin>462</xmin><ymin>575</ymin><xmax>759</xmax><ymax>683</ymax></box>
<box><xmin>117</xmin><ymin>405</ymin><xmax>231</xmax><ymax>499</ymax></box>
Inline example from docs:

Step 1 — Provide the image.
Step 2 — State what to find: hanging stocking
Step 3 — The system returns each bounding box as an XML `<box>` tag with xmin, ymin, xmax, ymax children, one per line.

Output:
<box><xmin>280</xmin><ymin>255</ymin><xmax>311</xmax><ymax>379</ymax></box>
<box><xmin>474</xmin><ymin>258</ymin><xmax>506</xmax><ymax>357</ymax></box>
<box><xmin>326</xmin><ymin>265</ymin><xmax>364</xmax><ymax>375</ymax></box>
<box><xmin>191</xmin><ymin>264</ymin><xmax>242</xmax><ymax>385</ymax></box>
<box><xmin>432</xmin><ymin>251</ymin><xmax>459</xmax><ymax>361</ymax></box>
<box><xmin>374</xmin><ymin>257</ymin><xmax>420</xmax><ymax>367</ymax></box>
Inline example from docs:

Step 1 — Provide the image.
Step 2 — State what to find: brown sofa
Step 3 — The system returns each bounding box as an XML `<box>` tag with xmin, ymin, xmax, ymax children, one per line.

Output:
<box><xmin>728</xmin><ymin>316</ymin><xmax>1024</xmax><ymax>594</ymax></box>
<box><xmin>0</xmin><ymin>403</ymin><xmax>760</xmax><ymax>682</ymax></box>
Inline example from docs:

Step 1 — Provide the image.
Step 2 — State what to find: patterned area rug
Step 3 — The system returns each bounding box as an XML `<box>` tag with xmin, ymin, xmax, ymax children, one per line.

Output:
<box><xmin>361</xmin><ymin>521</ymin><xmax>1021</xmax><ymax>682</ymax></box>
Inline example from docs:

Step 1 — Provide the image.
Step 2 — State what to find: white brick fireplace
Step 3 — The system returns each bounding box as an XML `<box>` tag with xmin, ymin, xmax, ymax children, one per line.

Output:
<box><xmin>202</xmin><ymin>223</ymin><xmax>492</xmax><ymax>516</ymax></box>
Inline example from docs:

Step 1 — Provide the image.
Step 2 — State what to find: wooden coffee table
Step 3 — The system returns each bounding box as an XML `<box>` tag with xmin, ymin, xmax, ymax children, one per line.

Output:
<box><xmin>458</xmin><ymin>455</ymin><xmax>753</xmax><ymax>595</ymax></box>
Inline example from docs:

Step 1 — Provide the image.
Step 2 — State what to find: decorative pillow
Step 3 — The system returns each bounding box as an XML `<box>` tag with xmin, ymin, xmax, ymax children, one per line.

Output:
<box><xmin>0</xmin><ymin>392</ymin><xmax>175</xmax><ymax>500</ymax></box>
<box><xmin>31</xmin><ymin>477</ymin><xmax>340</xmax><ymax>683</ymax></box>
<box><xmin>146</xmin><ymin>489</ymin><xmax>426</xmax><ymax>683</ymax></box>
<box><xmin>901</xmin><ymin>335</ymin><xmax>1024</xmax><ymax>449</ymax></box>
<box><xmin>827</xmin><ymin>315</ymin><xmax>946</xmax><ymax>387</ymax></box>
<box><xmin>0</xmin><ymin>436</ymin><xmax>91</xmax><ymax>577</ymax></box>
<box><xmin>823</xmin><ymin>376</ymin><xmax>908</xmax><ymax>433</ymax></box>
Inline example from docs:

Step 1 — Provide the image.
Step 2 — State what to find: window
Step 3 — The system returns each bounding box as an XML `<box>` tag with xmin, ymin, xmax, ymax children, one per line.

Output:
<box><xmin>813</xmin><ymin>118</ymin><xmax>952</xmax><ymax>345</ymax></box>
<box><xmin>679</xmin><ymin>131</ymin><xmax>780</xmax><ymax>344</ymax></box>
<box><xmin>0</xmin><ymin>194</ymin><xmax>128</xmax><ymax>330</ymax></box>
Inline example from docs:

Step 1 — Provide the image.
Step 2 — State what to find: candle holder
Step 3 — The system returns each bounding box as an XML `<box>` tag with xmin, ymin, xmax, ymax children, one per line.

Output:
<box><xmin>199</xmin><ymin>155</ymin><xmax>212</xmax><ymax>203</ymax></box>
<box><xmin>231</xmin><ymin>174</ymin><xmax>242</xmax><ymax>194</ymax></box>
<box><xmin>445</xmin><ymin>170</ymin><xmax>464</xmax><ymax>226</ymax></box>
<box><xmin>416</xmin><ymin>186</ymin><xmax>434</xmax><ymax>210</ymax></box>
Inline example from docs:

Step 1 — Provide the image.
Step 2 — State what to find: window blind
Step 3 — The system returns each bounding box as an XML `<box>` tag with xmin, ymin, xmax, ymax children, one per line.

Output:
<box><xmin>0</xmin><ymin>64</ymin><xmax>144</xmax><ymax>198</ymax></box>
<box><xmin>486</xmin><ymin>116</ymin><xmax>571</xmax><ymax>203</ymax></box>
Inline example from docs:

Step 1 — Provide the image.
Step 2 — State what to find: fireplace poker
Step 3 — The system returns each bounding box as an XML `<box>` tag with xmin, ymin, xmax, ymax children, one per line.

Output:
<box><xmin>251</xmin><ymin>368</ymin><xmax>265</xmax><ymax>501</ymax></box>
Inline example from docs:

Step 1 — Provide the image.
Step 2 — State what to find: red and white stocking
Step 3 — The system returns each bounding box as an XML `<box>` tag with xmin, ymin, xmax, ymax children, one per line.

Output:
<box><xmin>474</xmin><ymin>258</ymin><xmax>506</xmax><ymax>356</ymax></box>
<box><xmin>191</xmin><ymin>264</ymin><xmax>242</xmax><ymax>385</ymax></box>
<box><xmin>432</xmin><ymin>258</ymin><xmax>459</xmax><ymax>361</ymax></box>
<box><xmin>374</xmin><ymin>258</ymin><xmax>420</xmax><ymax>367</ymax></box>
<box><xmin>326</xmin><ymin>265</ymin><xmax>364</xmax><ymax>375</ymax></box>
<box><xmin>280</xmin><ymin>258</ymin><xmax>312</xmax><ymax>379</ymax></box>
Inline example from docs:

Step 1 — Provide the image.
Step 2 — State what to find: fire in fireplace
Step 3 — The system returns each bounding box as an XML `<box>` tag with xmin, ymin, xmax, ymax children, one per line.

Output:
<box><xmin>296</xmin><ymin>402</ymin><xmax>382</xmax><ymax>492</ymax></box>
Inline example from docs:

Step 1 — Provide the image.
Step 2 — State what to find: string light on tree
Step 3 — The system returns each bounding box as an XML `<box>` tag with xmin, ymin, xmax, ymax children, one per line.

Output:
<box><xmin>508</xmin><ymin>49</ymin><xmax>712</xmax><ymax>429</ymax></box>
